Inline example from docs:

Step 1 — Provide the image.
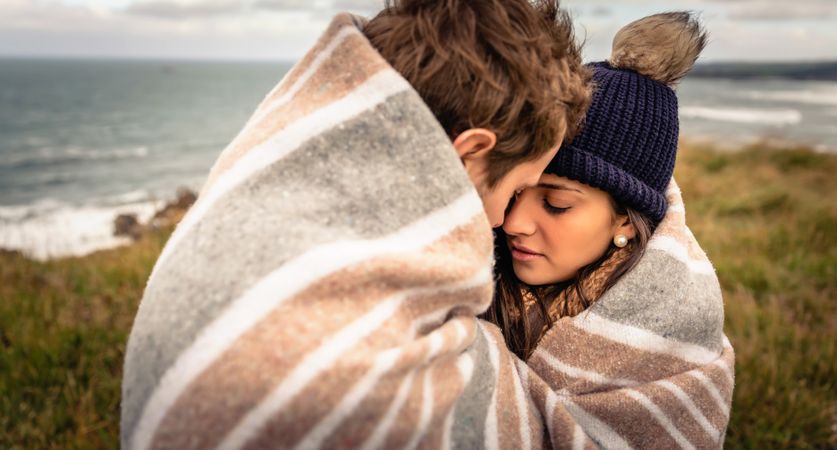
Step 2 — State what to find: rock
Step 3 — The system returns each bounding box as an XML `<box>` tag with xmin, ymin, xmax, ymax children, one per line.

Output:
<box><xmin>173</xmin><ymin>187</ymin><xmax>197</xmax><ymax>209</ymax></box>
<box><xmin>0</xmin><ymin>248</ymin><xmax>23</xmax><ymax>259</ymax></box>
<box><xmin>114</xmin><ymin>213</ymin><xmax>145</xmax><ymax>240</ymax></box>
<box><xmin>152</xmin><ymin>187</ymin><xmax>197</xmax><ymax>227</ymax></box>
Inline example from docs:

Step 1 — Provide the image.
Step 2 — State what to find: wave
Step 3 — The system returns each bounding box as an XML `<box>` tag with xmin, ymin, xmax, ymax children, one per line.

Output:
<box><xmin>744</xmin><ymin>90</ymin><xmax>837</xmax><ymax>106</ymax></box>
<box><xmin>0</xmin><ymin>145</ymin><xmax>149</xmax><ymax>169</ymax></box>
<box><xmin>680</xmin><ymin>107</ymin><xmax>802</xmax><ymax>125</ymax></box>
<box><xmin>0</xmin><ymin>194</ymin><xmax>163</xmax><ymax>261</ymax></box>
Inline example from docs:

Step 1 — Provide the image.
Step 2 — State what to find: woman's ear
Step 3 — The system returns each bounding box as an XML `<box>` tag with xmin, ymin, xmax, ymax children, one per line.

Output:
<box><xmin>615</xmin><ymin>215</ymin><xmax>637</xmax><ymax>240</ymax></box>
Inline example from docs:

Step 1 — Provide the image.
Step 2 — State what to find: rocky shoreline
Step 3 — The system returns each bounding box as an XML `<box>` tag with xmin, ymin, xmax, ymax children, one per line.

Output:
<box><xmin>0</xmin><ymin>188</ymin><xmax>198</xmax><ymax>261</ymax></box>
<box><xmin>113</xmin><ymin>188</ymin><xmax>196</xmax><ymax>242</ymax></box>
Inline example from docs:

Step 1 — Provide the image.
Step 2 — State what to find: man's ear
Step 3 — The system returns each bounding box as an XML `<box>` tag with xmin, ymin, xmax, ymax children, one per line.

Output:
<box><xmin>452</xmin><ymin>128</ymin><xmax>497</xmax><ymax>162</ymax></box>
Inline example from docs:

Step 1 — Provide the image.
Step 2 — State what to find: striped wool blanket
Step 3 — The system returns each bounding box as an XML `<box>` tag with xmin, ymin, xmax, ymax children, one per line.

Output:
<box><xmin>522</xmin><ymin>179</ymin><xmax>735</xmax><ymax>449</ymax></box>
<box><xmin>122</xmin><ymin>13</ymin><xmax>734</xmax><ymax>450</ymax></box>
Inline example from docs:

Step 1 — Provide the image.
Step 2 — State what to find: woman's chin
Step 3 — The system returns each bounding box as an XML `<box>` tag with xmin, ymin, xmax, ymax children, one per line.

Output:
<box><xmin>512</xmin><ymin>264</ymin><xmax>546</xmax><ymax>286</ymax></box>
<box><xmin>512</xmin><ymin>263</ymin><xmax>572</xmax><ymax>287</ymax></box>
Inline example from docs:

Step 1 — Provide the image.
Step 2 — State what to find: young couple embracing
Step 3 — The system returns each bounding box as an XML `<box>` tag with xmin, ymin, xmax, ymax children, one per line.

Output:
<box><xmin>122</xmin><ymin>1</ymin><xmax>734</xmax><ymax>449</ymax></box>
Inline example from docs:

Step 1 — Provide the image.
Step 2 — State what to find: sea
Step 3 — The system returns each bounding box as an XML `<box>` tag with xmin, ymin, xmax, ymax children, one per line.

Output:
<box><xmin>2</xmin><ymin>59</ymin><xmax>836</xmax><ymax>260</ymax></box>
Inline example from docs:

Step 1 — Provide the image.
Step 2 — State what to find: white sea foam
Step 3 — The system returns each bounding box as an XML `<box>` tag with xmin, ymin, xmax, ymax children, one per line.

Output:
<box><xmin>744</xmin><ymin>89</ymin><xmax>837</xmax><ymax>106</ymax></box>
<box><xmin>0</xmin><ymin>196</ymin><xmax>163</xmax><ymax>261</ymax></box>
<box><xmin>680</xmin><ymin>106</ymin><xmax>802</xmax><ymax>125</ymax></box>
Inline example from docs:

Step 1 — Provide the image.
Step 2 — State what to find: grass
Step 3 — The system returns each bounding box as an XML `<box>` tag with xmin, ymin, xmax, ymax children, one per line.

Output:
<box><xmin>676</xmin><ymin>141</ymin><xmax>836</xmax><ymax>449</ymax></box>
<box><xmin>1</xmin><ymin>142</ymin><xmax>835</xmax><ymax>449</ymax></box>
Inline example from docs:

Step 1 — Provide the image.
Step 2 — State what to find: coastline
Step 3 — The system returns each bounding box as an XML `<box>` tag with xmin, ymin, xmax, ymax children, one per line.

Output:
<box><xmin>0</xmin><ymin>137</ymin><xmax>833</xmax><ymax>262</ymax></box>
<box><xmin>0</xmin><ymin>188</ymin><xmax>196</xmax><ymax>262</ymax></box>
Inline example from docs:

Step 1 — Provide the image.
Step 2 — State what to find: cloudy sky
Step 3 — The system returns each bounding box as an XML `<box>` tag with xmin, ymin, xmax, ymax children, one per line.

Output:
<box><xmin>1</xmin><ymin>0</ymin><xmax>836</xmax><ymax>62</ymax></box>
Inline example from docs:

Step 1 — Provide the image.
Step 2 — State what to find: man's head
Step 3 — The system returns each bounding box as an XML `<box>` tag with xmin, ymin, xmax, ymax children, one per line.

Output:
<box><xmin>364</xmin><ymin>0</ymin><xmax>591</xmax><ymax>226</ymax></box>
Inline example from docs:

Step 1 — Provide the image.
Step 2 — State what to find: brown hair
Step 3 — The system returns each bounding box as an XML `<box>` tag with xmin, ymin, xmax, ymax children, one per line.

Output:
<box><xmin>482</xmin><ymin>200</ymin><xmax>655</xmax><ymax>360</ymax></box>
<box><xmin>363</xmin><ymin>0</ymin><xmax>591</xmax><ymax>187</ymax></box>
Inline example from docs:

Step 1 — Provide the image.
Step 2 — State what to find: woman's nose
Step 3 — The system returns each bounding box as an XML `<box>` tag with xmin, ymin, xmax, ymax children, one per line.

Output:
<box><xmin>502</xmin><ymin>193</ymin><xmax>536</xmax><ymax>237</ymax></box>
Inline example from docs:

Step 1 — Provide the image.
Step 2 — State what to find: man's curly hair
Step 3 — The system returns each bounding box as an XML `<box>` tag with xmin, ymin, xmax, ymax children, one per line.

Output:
<box><xmin>364</xmin><ymin>0</ymin><xmax>592</xmax><ymax>187</ymax></box>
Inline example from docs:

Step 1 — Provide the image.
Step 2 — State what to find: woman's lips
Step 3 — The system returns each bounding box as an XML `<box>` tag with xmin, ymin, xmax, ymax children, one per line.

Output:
<box><xmin>510</xmin><ymin>243</ymin><xmax>543</xmax><ymax>262</ymax></box>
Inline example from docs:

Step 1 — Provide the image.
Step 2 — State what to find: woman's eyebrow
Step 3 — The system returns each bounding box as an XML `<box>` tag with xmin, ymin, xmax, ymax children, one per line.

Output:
<box><xmin>537</xmin><ymin>182</ymin><xmax>584</xmax><ymax>194</ymax></box>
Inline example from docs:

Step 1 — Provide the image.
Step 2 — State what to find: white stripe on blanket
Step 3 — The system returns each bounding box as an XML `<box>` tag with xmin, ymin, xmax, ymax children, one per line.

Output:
<box><xmin>624</xmin><ymin>389</ymin><xmax>696</xmax><ymax>450</ymax></box>
<box><xmin>712</xmin><ymin>359</ymin><xmax>735</xmax><ymax>386</ymax></box>
<box><xmin>572</xmin><ymin>423</ymin><xmax>586</xmax><ymax>450</ymax></box>
<box><xmin>686</xmin><ymin>371</ymin><xmax>730</xmax><ymax>419</ymax></box>
<box><xmin>442</xmin><ymin>406</ymin><xmax>455</xmax><ymax>450</ymax></box>
<box><xmin>246</xmin><ymin>26</ymin><xmax>362</xmax><ymax>130</ymax></box>
<box><xmin>403</xmin><ymin>368</ymin><xmax>435</xmax><ymax>450</ymax></box>
<box><xmin>666</xmin><ymin>203</ymin><xmax>686</xmax><ymax>214</ymax></box>
<box><xmin>296</xmin><ymin>299</ymin><xmax>470</xmax><ymax>448</ymax></box>
<box><xmin>218</xmin><ymin>267</ymin><xmax>492</xmax><ymax>450</ymax></box>
<box><xmin>545</xmin><ymin>389</ymin><xmax>559</xmax><ymax>443</ymax></box>
<box><xmin>656</xmin><ymin>380</ymin><xmax>721</xmax><ymax>441</ymax></box>
<box><xmin>129</xmin><ymin>193</ymin><xmax>485</xmax><ymax>450</ymax></box>
<box><xmin>294</xmin><ymin>347</ymin><xmax>404</xmax><ymax>450</ymax></box>
<box><xmin>646</xmin><ymin>235</ymin><xmax>715</xmax><ymax>276</ymax></box>
<box><xmin>560</xmin><ymin>397</ymin><xmax>635</xmax><ymax>450</ymax></box>
<box><xmin>571</xmin><ymin>313</ymin><xmax>720</xmax><ymax>364</ymax></box>
<box><xmin>359</xmin><ymin>370</ymin><xmax>418</xmax><ymax>450</ymax></box>
<box><xmin>512</xmin><ymin>356</ymin><xmax>533</xmax><ymax>449</ymax></box>
<box><xmin>482</xmin><ymin>323</ymin><xmax>502</xmax><ymax>450</ymax></box>
<box><xmin>150</xmin><ymin>68</ymin><xmax>410</xmax><ymax>280</ymax></box>
<box><xmin>533</xmin><ymin>348</ymin><xmax>639</xmax><ymax>387</ymax></box>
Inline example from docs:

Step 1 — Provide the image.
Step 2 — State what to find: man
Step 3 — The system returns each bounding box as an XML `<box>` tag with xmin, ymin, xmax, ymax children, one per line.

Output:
<box><xmin>121</xmin><ymin>1</ymin><xmax>590</xmax><ymax>448</ymax></box>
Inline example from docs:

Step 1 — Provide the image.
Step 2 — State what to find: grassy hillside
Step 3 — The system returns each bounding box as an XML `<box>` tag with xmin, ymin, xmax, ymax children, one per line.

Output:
<box><xmin>1</xmin><ymin>142</ymin><xmax>835</xmax><ymax>449</ymax></box>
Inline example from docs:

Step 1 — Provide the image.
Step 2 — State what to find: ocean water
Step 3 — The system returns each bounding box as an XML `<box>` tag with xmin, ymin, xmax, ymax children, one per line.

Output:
<box><xmin>0</xmin><ymin>59</ymin><xmax>288</xmax><ymax>259</ymax></box>
<box><xmin>1</xmin><ymin>59</ymin><xmax>835</xmax><ymax>259</ymax></box>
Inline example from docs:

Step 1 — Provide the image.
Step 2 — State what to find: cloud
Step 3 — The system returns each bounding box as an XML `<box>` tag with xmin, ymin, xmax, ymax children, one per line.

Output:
<box><xmin>704</xmin><ymin>0</ymin><xmax>836</xmax><ymax>21</ymax></box>
<box><xmin>125</xmin><ymin>0</ymin><xmax>244</xmax><ymax>19</ymax></box>
<box><xmin>331</xmin><ymin>0</ymin><xmax>383</xmax><ymax>12</ymax></box>
<box><xmin>251</xmin><ymin>0</ymin><xmax>322</xmax><ymax>12</ymax></box>
<box><xmin>728</xmin><ymin>6</ymin><xmax>836</xmax><ymax>21</ymax></box>
<box><xmin>123</xmin><ymin>0</ymin><xmax>383</xmax><ymax>19</ymax></box>
<box><xmin>590</xmin><ymin>6</ymin><xmax>612</xmax><ymax>17</ymax></box>
<box><xmin>1</xmin><ymin>0</ymin><xmax>836</xmax><ymax>61</ymax></box>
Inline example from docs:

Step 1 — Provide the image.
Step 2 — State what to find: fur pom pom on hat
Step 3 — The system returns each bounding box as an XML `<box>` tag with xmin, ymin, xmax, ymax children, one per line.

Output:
<box><xmin>611</xmin><ymin>12</ymin><xmax>707</xmax><ymax>87</ymax></box>
<box><xmin>546</xmin><ymin>12</ymin><xmax>707</xmax><ymax>225</ymax></box>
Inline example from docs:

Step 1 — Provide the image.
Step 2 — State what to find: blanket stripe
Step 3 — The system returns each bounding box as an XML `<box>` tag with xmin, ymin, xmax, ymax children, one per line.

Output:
<box><xmin>152</xmin><ymin>68</ymin><xmax>410</xmax><ymax>281</ymax></box>
<box><xmin>123</xmin><ymin>13</ymin><xmax>734</xmax><ymax>450</ymax></box>
<box><xmin>209</xmin><ymin>30</ymin><xmax>390</xmax><ymax>188</ymax></box>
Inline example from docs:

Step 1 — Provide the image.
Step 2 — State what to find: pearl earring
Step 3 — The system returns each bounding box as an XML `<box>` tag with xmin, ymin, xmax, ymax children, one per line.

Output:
<box><xmin>613</xmin><ymin>235</ymin><xmax>628</xmax><ymax>248</ymax></box>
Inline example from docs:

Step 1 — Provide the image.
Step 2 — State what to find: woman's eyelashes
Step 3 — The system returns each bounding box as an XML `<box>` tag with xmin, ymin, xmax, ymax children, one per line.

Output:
<box><xmin>542</xmin><ymin>197</ymin><xmax>571</xmax><ymax>215</ymax></box>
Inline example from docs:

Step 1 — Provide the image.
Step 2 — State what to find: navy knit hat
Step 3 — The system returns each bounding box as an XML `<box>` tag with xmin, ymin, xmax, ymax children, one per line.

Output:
<box><xmin>546</xmin><ymin>12</ymin><xmax>707</xmax><ymax>225</ymax></box>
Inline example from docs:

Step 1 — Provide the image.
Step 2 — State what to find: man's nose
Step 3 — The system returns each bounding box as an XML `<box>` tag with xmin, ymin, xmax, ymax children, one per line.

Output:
<box><xmin>502</xmin><ymin>194</ymin><xmax>536</xmax><ymax>237</ymax></box>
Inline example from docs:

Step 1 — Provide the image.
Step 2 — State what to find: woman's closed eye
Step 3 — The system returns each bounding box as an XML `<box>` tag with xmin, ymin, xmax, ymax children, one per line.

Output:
<box><xmin>542</xmin><ymin>197</ymin><xmax>571</xmax><ymax>215</ymax></box>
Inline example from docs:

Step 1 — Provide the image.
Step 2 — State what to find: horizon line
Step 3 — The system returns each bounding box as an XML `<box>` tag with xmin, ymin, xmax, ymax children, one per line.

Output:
<box><xmin>1</xmin><ymin>54</ymin><xmax>837</xmax><ymax>66</ymax></box>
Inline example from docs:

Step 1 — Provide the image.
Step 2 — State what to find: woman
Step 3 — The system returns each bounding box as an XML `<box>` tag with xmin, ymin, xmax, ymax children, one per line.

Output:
<box><xmin>484</xmin><ymin>12</ymin><xmax>736</xmax><ymax>449</ymax></box>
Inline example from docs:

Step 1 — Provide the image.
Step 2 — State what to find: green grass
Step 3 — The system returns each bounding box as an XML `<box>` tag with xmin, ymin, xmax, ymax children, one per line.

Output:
<box><xmin>1</xmin><ymin>142</ymin><xmax>835</xmax><ymax>448</ymax></box>
<box><xmin>0</xmin><ymin>232</ymin><xmax>167</xmax><ymax>449</ymax></box>
<box><xmin>676</xmin><ymin>142</ymin><xmax>836</xmax><ymax>449</ymax></box>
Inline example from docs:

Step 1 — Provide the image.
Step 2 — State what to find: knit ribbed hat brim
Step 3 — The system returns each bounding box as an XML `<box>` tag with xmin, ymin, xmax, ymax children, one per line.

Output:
<box><xmin>546</xmin><ymin>143</ymin><xmax>668</xmax><ymax>223</ymax></box>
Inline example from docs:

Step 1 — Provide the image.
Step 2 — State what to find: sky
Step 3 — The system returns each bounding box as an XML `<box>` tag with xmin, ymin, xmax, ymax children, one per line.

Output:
<box><xmin>1</xmin><ymin>0</ymin><xmax>836</xmax><ymax>62</ymax></box>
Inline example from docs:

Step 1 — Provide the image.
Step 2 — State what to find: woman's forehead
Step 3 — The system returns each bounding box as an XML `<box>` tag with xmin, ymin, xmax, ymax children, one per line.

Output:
<box><xmin>538</xmin><ymin>174</ymin><xmax>587</xmax><ymax>192</ymax></box>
